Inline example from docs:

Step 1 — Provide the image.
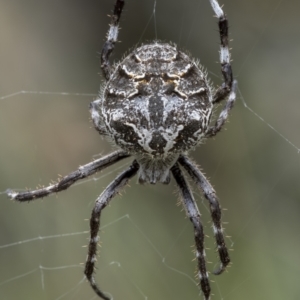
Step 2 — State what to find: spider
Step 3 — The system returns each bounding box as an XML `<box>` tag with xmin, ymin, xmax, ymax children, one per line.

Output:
<box><xmin>7</xmin><ymin>0</ymin><xmax>237</xmax><ymax>299</ymax></box>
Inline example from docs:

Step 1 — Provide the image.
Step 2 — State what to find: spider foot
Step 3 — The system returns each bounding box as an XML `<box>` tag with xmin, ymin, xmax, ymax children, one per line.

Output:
<box><xmin>6</xmin><ymin>189</ymin><xmax>16</xmax><ymax>199</ymax></box>
<box><xmin>213</xmin><ymin>263</ymin><xmax>225</xmax><ymax>275</ymax></box>
<box><xmin>213</xmin><ymin>256</ymin><xmax>230</xmax><ymax>275</ymax></box>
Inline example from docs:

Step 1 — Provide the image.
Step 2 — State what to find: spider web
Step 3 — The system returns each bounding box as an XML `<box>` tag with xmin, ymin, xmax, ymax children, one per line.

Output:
<box><xmin>1</xmin><ymin>0</ymin><xmax>300</xmax><ymax>299</ymax></box>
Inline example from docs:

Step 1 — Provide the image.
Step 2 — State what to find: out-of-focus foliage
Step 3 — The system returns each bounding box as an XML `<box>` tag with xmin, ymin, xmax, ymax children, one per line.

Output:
<box><xmin>0</xmin><ymin>0</ymin><xmax>299</xmax><ymax>299</ymax></box>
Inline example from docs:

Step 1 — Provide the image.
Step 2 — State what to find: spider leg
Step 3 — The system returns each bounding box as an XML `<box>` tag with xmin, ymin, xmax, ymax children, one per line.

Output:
<box><xmin>7</xmin><ymin>150</ymin><xmax>130</xmax><ymax>202</ymax></box>
<box><xmin>101</xmin><ymin>0</ymin><xmax>125</xmax><ymax>80</ymax></box>
<box><xmin>205</xmin><ymin>80</ymin><xmax>237</xmax><ymax>138</ymax></box>
<box><xmin>84</xmin><ymin>160</ymin><xmax>139</xmax><ymax>300</ymax></box>
<box><xmin>204</xmin><ymin>0</ymin><xmax>237</xmax><ymax>138</ymax></box>
<box><xmin>178</xmin><ymin>155</ymin><xmax>230</xmax><ymax>275</ymax></box>
<box><xmin>171</xmin><ymin>163</ymin><xmax>211</xmax><ymax>300</ymax></box>
<box><xmin>209</xmin><ymin>0</ymin><xmax>233</xmax><ymax>104</ymax></box>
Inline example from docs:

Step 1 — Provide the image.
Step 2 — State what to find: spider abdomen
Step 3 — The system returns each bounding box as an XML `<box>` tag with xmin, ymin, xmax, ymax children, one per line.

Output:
<box><xmin>92</xmin><ymin>42</ymin><xmax>213</xmax><ymax>155</ymax></box>
<box><xmin>90</xmin><ymin>42</ymin><xmax>213</xmax><ymax>183</ymax></box>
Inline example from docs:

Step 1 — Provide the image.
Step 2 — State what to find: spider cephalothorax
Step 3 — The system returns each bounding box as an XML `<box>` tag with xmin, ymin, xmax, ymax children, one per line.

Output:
<box><xmin>91</xmin><ymin>42</ymin><xmax>213</xmax><ymax>183</ymax></box>
<box><xmin>8</xmin><ymin>0</ymin><xmax>237</xmax><ymax>299</ymax></box>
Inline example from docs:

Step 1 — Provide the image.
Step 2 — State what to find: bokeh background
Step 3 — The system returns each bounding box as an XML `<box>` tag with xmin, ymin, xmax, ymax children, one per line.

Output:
<box><xmin>1</xmin><ymin>0</ymin><xmax>300</xmax><ymax>299</ymax></box>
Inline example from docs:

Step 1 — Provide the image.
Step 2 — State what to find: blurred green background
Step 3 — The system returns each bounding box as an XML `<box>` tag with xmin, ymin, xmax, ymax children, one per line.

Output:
<box><xmin>1</xmin><ymin>0</ymin><xmax>300</xmax><ymax>299</ymax></box>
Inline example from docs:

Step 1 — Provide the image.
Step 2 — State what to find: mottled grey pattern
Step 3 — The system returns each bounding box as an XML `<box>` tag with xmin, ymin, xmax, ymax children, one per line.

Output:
<box><xmin>91</xmin><ymin>42</ymin><xmax>213</xmax><ymax>183</ymax></box>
